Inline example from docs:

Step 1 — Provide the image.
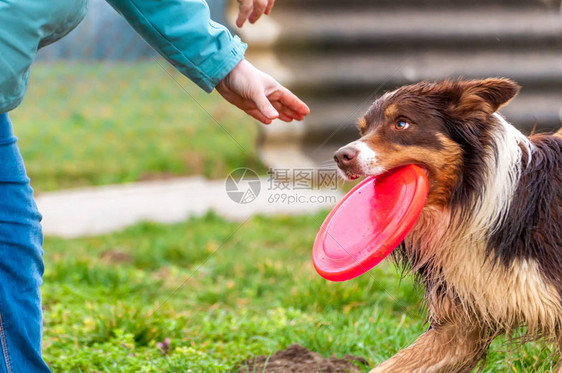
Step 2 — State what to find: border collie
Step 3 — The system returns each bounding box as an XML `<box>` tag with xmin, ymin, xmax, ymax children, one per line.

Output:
<box><xmin>334</xmin><ymin>78</ymin><xmax>562</xmax><ymax>372</ymax></box>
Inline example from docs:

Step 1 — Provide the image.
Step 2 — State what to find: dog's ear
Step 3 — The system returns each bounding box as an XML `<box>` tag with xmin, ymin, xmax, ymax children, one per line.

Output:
<box><xmin>451</xmin><ymin>78</ymin><xmax>520</xmax><ymax>115</ymax></box>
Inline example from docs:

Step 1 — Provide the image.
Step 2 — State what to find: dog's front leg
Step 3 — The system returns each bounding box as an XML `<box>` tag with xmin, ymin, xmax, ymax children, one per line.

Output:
<box><xmin>370</xmin><ymin>323</ymin><xmax>491</xmax><ymax>373</ymax></box>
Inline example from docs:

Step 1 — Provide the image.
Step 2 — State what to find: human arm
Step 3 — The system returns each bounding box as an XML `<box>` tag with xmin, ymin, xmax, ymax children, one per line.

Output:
<box><xmin>105</xmin><ymin>0</ymin><xmax>247</xmax><ymax>93</ymax></box>
<box><xmin>106</xmin><ymin>0</ymin><xmax>308</xmax><ymax>123</ymax></box>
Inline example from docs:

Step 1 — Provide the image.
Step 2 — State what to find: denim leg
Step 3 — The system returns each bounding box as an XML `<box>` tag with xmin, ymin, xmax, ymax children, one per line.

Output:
<box><xmin>0</xmin><ymin>114</ymin><xmax>50</xmax><ymax>373</ymax></box>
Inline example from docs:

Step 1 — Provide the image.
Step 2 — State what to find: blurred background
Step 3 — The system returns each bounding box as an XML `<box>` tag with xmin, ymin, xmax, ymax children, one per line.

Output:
<box><xmin>233</xmin><ymin>0</ymin><xmax>562</xmax><ymax>165</ymax></box>
<box><xmin>10</xmin><ymin>0</ymin><xmax>562</xmax><ymax>371</ymax></box>
<box><xmin>13</xmin><ymin>0</ymin><xmax>562</xmax><ymax>191</ymax></box>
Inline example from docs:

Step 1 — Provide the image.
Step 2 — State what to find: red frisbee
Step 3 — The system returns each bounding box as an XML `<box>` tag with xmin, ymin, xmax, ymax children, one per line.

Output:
<box><xmin>313</xmin><ymin>165</ymin><xmax>429</xmax><ymax>282</ymax></box>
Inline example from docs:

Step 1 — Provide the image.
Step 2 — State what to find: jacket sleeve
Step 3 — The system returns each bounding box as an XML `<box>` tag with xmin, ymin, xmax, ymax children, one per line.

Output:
<box><xmin>105</xmin><ymin>0</ymin><xmax>247</xmax><ymax>92</ymax></box>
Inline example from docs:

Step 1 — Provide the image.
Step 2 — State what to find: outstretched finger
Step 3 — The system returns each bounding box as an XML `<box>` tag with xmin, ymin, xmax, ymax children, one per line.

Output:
<box><xmin>236</xmin><ymin>0</ymin><xmax>253</xmax><ymax>27</ymax></box>
<box><xmin>249</xmin><ymin>0</ymin><xmax>267</xmax><ymax>24</ymax></box>
<box><xmin>253</xmin><ymin>91</ymin><xmax>279</xmax><ymax>120</ymax></box>
<box><xmin>271</xmin><ymin>100</ymin><xmax>305</xmax><ymax>121</ymax></box>
<box><xmin>277</xmin><ymin>112</ymin><xmax>294</xmax><ymax>122</ymax></box>
<box><xmin>268</xmin><ymin>88</ymin><xmax>310</xmax><ymax>116</ymax></box>
<box><xmin>265</xmin><ymin>0</ymin><xmax>275</xmax><ymax>15</ymax></box>
<box><xmin>247</xmin><ymin>108</ymin><xmax>273</xmax><ymax>124</ymax></box>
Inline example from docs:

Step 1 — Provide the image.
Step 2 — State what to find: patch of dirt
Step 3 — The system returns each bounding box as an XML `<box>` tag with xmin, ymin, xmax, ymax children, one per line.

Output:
<box><xmin>234</xmin><ymin>344</ymin><xmax>369</xmax><ymax>373</ymax></box>
<box><xmin>100</xmin><ymin>249</ymin><xmax>134</xmax><ymax>264</ymax></box>
<box><xmin>138</xmin><ymin>172</ymin><xmax>179</xmax><ymax>182</ymax></box>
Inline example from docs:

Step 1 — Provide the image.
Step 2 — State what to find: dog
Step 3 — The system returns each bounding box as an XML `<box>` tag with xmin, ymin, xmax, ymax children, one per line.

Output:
<box><xmin>333</xmin><ymin>78</ymin><xmax>562</xmax><ymax>372</ymax></box>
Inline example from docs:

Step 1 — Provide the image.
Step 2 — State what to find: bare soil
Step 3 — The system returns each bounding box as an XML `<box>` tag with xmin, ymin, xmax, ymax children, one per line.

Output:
<box><xmin>234</xmin><ymin>344</ymin><xmax>369</xmax><ymax>373</ymax></box>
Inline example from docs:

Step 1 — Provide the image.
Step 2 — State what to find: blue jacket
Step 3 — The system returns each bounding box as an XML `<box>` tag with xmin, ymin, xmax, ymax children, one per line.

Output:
<box><xmin>0</xmin><ymin>0</ymin><xmax>247</xmax><ymax>113</ymax></box>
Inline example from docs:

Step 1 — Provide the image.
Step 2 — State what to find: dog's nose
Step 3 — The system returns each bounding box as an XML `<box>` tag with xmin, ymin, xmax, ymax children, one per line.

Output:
<box><xmin>334</xmin><ymin>146</ymin><xmax>358</xmax><ymax>167</ymax></box>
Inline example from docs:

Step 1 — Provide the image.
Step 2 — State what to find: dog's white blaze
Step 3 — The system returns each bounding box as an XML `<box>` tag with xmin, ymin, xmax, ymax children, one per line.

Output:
<box><xmin>354</xmin><ymin>141</ymin><xmax>386</xmax><ymax>176</ymax></box>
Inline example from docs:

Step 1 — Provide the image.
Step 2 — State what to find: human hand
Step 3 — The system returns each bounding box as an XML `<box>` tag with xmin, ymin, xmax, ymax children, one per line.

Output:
<box><xmin>216</xmin><ymin>59</ymin><xmax>310</xmax><ymax>124</ymax></box>
<box><xmin>235</xmin><ymin>0</ymin><xmax>275</xmax><ymax>28</ymax></box>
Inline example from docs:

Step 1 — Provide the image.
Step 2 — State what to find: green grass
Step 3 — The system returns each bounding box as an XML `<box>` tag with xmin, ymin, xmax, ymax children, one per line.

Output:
<box><xmin>41</xmin><ymin>212</ymin><xmax>558</xmax><ymax>372</ymax></box>
<box><xmin>10</xmin><ymin>61</ymin><xmax>265</xmax><ymax>192</ymax></box>
<box><xmin>17</xmin><ymin>61</ymin><xmax>557</xmax><ymax>372</ymax></box>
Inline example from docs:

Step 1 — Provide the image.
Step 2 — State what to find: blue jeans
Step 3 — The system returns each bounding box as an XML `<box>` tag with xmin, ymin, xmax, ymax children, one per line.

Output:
<box><xmin>0</xmin><ymin>113</ymin><xmax>50</xmax><ymax>372</ymax></box>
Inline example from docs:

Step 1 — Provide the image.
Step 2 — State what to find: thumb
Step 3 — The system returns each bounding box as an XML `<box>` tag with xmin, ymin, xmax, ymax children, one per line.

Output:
<box><xmin>253</xmin><ymin>92</ymin><xmax>279</xmax><ymax>119</ymax></box>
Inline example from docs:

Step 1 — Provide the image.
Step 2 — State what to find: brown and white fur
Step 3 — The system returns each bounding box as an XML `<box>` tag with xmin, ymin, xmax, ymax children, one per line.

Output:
<box><xmin>333</xmin><ymin>79</ymin><xmax>562</xmax><ymax>372</ymax></box>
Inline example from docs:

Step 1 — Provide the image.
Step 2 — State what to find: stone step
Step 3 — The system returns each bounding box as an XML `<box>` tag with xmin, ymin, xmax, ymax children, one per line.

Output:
<box><xmin>264</xmin><ymin>49</ymin><xmax>562</xmax><ymax>95</ymax></box>
<box><xmin>241</xmin><ymin>8</ymin><xmax>562</xmax><ymax>51</ymax></box>
<box><xmin>300</xmin><ymin>91</ymin><xmax>562</xmax><ymax>148</ymax></box>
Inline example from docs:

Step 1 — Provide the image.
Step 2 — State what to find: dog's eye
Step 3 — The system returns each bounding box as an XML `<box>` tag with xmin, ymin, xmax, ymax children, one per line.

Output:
<box><xmin>394</xmin><ymin>121</ymin><xmax>410</xmax><ymax>130</ymax></box>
